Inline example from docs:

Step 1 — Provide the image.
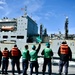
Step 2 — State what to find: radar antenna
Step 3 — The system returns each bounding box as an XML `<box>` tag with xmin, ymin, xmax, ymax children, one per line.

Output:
<box><xmin>24</xmin><ymin>6</ymin><xmax>27</xmax><ymax>16</ymax></box>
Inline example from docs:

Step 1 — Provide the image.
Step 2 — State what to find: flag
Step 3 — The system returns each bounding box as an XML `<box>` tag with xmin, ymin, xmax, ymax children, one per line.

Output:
<box><xmin>36</xmin><ymin>36</ymin><xmax>42</xmax><ymax>43</ymax></box>
<box><xmin>21</xmin><ymin>8</ymin><xmax>24</xmax><ymax>10</ymax></box>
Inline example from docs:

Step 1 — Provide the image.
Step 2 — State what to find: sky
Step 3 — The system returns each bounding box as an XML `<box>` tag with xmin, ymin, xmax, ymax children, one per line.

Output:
<box><xmin>0</xmin><ymin>0</ymin><xmax>75</xmax><ymax>35</ymax></box>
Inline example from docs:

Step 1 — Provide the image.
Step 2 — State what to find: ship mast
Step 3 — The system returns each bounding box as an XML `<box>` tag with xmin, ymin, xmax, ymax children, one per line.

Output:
<box><xmin>24</xmin><ymin>6</ymin><xmax>27</xmax><ymax>16</ymax></box>
<box><xmin>65</xmin><ymin>16</ymin><xmax>69</xmax><ymax>39</ymax></box>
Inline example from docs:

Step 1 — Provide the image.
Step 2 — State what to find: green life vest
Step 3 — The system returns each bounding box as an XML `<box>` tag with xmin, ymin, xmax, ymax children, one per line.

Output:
<box><xmin>22</xmin><ymin>49</ymin><xmax>29</xmax><ymax>60</ymax></box>
<box><xmin>29</xmin><ymin>50</ymin><xmax>37</xmax><ymax>61</ymax></box>
<box><xmin>44</xmin><ymin>48</ymin><xmax>52</xmax><ymax>58</ymax></box>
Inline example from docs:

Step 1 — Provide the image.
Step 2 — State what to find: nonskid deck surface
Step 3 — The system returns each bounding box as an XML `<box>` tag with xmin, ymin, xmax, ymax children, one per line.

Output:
<box><xmin>0</xmin><ymin>62</ymin><xmax>75</xmax><ymax>75</ymax></box>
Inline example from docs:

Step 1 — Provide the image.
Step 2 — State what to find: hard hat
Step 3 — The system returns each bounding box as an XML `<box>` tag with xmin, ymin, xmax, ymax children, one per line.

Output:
<box><xmin>46</xmin><ymin>42</ymin><xmax>50</xmax><ymax>47</ymax></box>
<box><xmin>32</xmin><ymin>45</ymin><xmax>36</xmax><ymax>49</ymax></box>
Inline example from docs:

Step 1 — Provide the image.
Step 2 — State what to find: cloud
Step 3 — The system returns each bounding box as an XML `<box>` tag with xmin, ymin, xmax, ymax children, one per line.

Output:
<box><xmin>44</xmin><ymin>12</ymin><xmax>57</xmax><ymax>19</ymax></box>
<box><xmin>31</xmin><ymin>15</ymin><xmax>42</xmax><ymax>23</ymax></box>
<box><xmin>24</xmin><ymin>0</ymin><xmax>57</xmax><ymax>21</ymax></box>
<box><xmin>23</xmin><ymin>0</ymin><xmax>44</xmax><ymax>24</ymax></box>
<box><xmin>0</xmin><ymin>0</ymin><xmax>6</xmax><ymax>9</ymax></box>
<box><xmin>0</xmin><ymin>0</ymin><xmax>6</xmax><ymax>4</ymax></box>
<box><xmin>0</xmin><ymin>6</ymin><xmax>4</xmax><ymax>9</ymax></box>
<box><xmin>4</xmin><ymin>10</ymin><xmax>11</xmax><ymax>16</ymax></box>
<box><xmin>24</xmin><ymin>0</ymin><xmax>44</xmax><ymax>13</ymax></box>
<box><xmin>0</xmin><ymin>0</ymin><xmax>11</xmax><ymax>17</ymax></box>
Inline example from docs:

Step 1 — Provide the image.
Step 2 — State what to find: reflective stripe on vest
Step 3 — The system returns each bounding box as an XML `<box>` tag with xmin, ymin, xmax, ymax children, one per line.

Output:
<box><xmin>2</xmin><ymin>50</ymin><xmax>9</xmax><ymax>58</ymax></box>
<box><xmin>60</xmin><ymin>44</ymin><xmax>69</xmax><ymax>54</ymax></box>
<box><xmin>11</xmin><ymin>47</ymin><xmax>19</xmax><ymax>56</ymax></box>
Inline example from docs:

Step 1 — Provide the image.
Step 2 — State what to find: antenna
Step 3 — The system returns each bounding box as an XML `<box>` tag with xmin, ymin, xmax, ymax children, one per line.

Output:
<box><xmin>24</xmin><ymin>6</ymin><xmax>27</xmax><ymax>16</ymax></box>
<box><xmin>21</xmin><ymin>6</ymin><xmax>27</xmax><ymax>17</ymax></box>
<box><xmin>65</xmin><ymin>15</ymin><xmax>69</xmax><ymax>39</ymax></box>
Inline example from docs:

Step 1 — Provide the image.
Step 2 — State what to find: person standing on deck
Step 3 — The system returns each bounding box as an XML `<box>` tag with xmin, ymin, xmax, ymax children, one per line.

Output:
<box><xmin>10</xmin><ymin>45</ymin><xmax>21</xmax><ymax>75</ymax></box>
<box><xmin>58</xmin><ymin>41</ymin><xmax>72</xmax><ymax>75</ymax></box>
<box><xmin>22</xmin><ymin>45</ymin><xmax>30</xmax><ymax>75</ymax></box>
<box><xmin>2</xmin><ymin>47</ymin><xmax>9</xmax><ymax>74</ymax></box>
<box><xmin>29</xmin><ymin>42</ymin><xmax>41</xmax><ymax>75</ymax></box>
<box><xmin>41</xmin><ymin>42</ymin><xmax>53</xmax><ymax>75</ymax></box>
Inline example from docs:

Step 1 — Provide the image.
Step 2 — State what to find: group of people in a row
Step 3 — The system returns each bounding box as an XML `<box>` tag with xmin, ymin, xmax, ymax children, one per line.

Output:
<box><xmin>0</xmin><ymin>41</ymin><xmax>72</xmax><ymax>75</ymax></box>
<box><xmin>0</xmin><ymin>45</ymin><xmax>21</xmax><ymax>75</ymax></box>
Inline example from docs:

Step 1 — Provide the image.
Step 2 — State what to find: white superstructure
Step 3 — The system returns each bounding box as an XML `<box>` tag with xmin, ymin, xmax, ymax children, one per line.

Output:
<box><xmin>0</xmin><ymin>14</ymin><xmax>38</xmax><ymax>49</ymax></box>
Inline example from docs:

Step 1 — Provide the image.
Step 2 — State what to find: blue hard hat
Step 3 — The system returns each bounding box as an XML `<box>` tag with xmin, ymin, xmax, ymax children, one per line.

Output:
<box><xmin>32</xmin><ymin>45</ymin><xmax>36</xmax><ymax>49</ymax></box>
<box><xmin>46</xmin><ymin>42</ymin><xmax>50</xmax><ymax>46</ymax></box>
